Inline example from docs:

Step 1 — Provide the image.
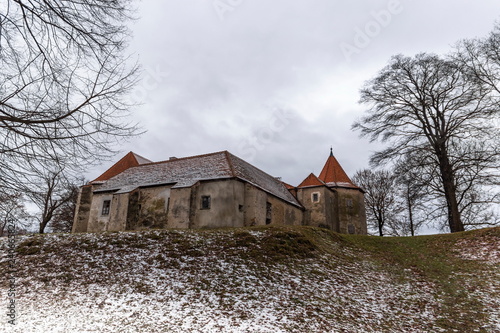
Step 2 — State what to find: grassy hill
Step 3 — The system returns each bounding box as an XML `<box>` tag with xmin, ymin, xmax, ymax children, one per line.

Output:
<box><xmin>1</xmin><ymin>226</ymin><xmax>499</xmax><ymax>332</ymax></box>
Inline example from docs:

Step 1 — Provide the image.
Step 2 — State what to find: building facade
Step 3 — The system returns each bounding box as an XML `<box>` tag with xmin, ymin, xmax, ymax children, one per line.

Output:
<box><xmin>72</xmin><ymin>150</ymin><xmax>366</xmax><ymax>234</ymax></box>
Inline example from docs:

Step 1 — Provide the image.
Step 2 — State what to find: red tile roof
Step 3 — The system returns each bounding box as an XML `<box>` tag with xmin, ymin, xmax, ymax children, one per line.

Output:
<box><xmin>318</xmin><ymin>150</ymin><xmax>359</xmax><ymax>189</ymax></box>
<box><xmin>92</xmin><ymin>152</ymin><xmax>152</xmax><ymax>183</ymax></box>
<box><xmin>298</xmin><ymin>173</ymin><xmax>325</xmax><ymax>188</ymax></box>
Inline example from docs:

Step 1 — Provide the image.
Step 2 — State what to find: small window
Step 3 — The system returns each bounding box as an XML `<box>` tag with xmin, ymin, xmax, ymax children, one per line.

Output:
<box><xmin>201</xmin><ymin>196</ymin><xmax>211</xmax><ymax>210</ymax></box>
<box><xmin>348</xmin><ymin>224</ymin><xmax>355</xmax><ymax>234</ymax></box>
<box><xmin>312</xmin><ymin>192</ymin><xmax>320</xmax><ymax>203</ymax></box>
<box><xmin>101</xmin><ymin>200</ymin><xmax>111</xmax><ymax>216</ymax></box>
<box><xmin>238</xmin><ymin>204</ymin><xmax>244</xmax><ymax>212</ymax></box>
<box><xmin>266</xmin><ymin>202</ymin><xmax>272</xmax><ymax>225</ymax></box>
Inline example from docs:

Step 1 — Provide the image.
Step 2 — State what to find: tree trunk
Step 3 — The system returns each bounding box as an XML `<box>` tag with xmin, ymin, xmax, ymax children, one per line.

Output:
<box><xmin>437</xmin><ymin>149</ymin><xmax>464</xmax><ymax>233</ymax></box>
<box><xmin>39</xmin><ymin>211</ymin><xmax>54</xmax><ymax>234</ymax></box>
<box><xmin>39</xmin><ymin>220</ymin><xmax>48</xmax><ymax>234</ymax></box>
<box><xmin>407</xmin><ymin>196</ymin><xmax>415</xmax><ymax>237</ymax></box>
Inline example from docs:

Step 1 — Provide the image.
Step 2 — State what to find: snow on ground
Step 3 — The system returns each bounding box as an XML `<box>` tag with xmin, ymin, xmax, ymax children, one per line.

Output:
<box><xmin>452</xmin><ymin>232</ymin><xmax>500</xmax><ymax>331</ymax></box>
<box><xmin>454</xmin><ymin>235</ymin><xmax>500</xmax><ymax>264</ymax></box>
<box><xmin>0</xmin><ymin>228</ymin><xmax>499</xmax><ymax>332</ymax></box>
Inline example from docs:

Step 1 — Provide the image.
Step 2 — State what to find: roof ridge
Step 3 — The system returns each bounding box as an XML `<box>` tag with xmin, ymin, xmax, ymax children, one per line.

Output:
<box><xmin>127</xmin><ymin>150</ymin><xmax>228</xmax><ymax>169</ymax></box>
<box><xmin>224</xmin><ymin>150</ymin><xmax>237</xmax><ymax>177</ymax></box>
<box><xmin>225</xmin><ymin>151</ymin><xmax>287</xmax><ymax>183</ymax></box>
<box><xmin>225</xmin><ymin>151</ymin><xmax>301</xmax><ymax>207</ymax></box>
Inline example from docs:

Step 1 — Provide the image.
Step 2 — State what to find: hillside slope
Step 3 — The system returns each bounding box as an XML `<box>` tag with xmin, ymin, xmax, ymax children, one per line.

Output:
<box><xmin>1</xmin><ymin>226</ymin><xmax>499</xmax><ymax>332</ymax></box>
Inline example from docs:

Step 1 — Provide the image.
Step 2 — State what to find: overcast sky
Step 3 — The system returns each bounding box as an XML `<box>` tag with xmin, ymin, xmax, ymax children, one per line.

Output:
<box><xmin>87</xmin><ymin>0</ymin><xmax>500</xmax><ymax>187</ymax></box>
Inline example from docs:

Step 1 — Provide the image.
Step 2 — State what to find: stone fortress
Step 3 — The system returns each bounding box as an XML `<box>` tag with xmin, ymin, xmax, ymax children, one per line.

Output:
<box><xmin>72</xmin><ymin>149</ymin><xmax>367</xmax><ymax>234</ymax></box>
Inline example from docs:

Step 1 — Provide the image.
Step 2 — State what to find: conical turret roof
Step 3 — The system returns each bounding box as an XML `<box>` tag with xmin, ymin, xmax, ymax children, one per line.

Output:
<box><xmin>318</xmin><ymin>149</ymin><xmax>358</xmax><ymax>189</ymax></box>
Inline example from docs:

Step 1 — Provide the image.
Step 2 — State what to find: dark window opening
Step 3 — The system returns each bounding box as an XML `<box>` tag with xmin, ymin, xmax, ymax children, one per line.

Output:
<box><xmin>201</xmin><ymin>196</ymin><xmax>211</xmax><ymax>210</ymax></box>
<box><xmin>239</xmin><ymin>204</ymin><xmax>244</xmax><ymax>212</ymax></box>
<box><xmin>312</xmin><ymin>192</ymin><xmax>319</xmax><ymax>202</ymax></box>
<box><xmin>266</xmin><ymin>202</ymin><xmax>272</xmax><ymax>225</ymax></box>
<box><xmin>346</xmin><ymin>199</ymin><xmax>353</xmax><ymax>208</ymax></box>
<box><xmin>348</xmin><ymin>224</ymin><xmax>355</xmax><ymax>234</ymax></box>
<box><xmin>101</xmin><ymin>200</ymin><xmax>111</xmax><ymax>216</ymax></box>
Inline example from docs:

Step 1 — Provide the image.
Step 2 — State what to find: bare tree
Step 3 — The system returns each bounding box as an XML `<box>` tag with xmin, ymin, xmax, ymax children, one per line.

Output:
<box><xmin>0</xmin><ymin>191</ymin><xmax>31</xmax><ymax>236</ymax></box>
<box><xmin>393</xmin><ymin>155</ymin><xmax>430</xmax><ymax>236</ymax></box>
<box><xmin>50</xmin><ymin>183</ymin><xmax>80</xmax><ymax>233</ymax></box>
<box><xmin>353</xmin><ymin>52</ymin><xmax>499</xmax><ymax>233</ymax></box>
<box><xmin>23</xmin><ymin>167</ymin><xmax>81</xmax><ymax>234</ymax></box>
<box><xmin>353</xmin><ymin>169</ymin><xmax>402</xmax><ymax>236</ymax></box>
<box><xmin>0</xmin><ymin>0</ymin><xmax>140</xmax><ymax>191</ymax></box>
<box><xmin>455</xmin><ymin>23</ymin><xmax>500</xmax><ymax>94</ymax></box>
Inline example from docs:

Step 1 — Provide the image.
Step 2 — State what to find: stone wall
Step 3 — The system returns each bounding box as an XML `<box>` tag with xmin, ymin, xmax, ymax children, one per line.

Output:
<box><xmin>297</xmin><ymin>187</ymin><xmax>337</xmax><ymax>230</ymax></box>
<box><xmin>191</xmin><ymin>179</ymin><xmax>245</xmax><ymax>228</ymax></box>
<box><xmin>243</xmin><ymin>183</ymin><xmax>267</xmax><ymax>226</ymax></box>
<box><xmin>336</xmin><ymin>188</ymin><xmax>367</xmax><ymax>235</ymax></box>
<box><xmin>243</xmin><ymin>183</ymin><xmax>303</xmax><ymax>227</ymax></box>
<box><xmin>73</xmin><ymin>179</ymin><xmax>326</xmax><ymax>234</ymax></box>
<box><xmin>71</xmin><ymin>185</ymin><xmax>93</xmax><ymax>233</ymax></box>
<box><xmin>266</xmin><ymin>195</ymin><xmax>303</xmax><ymax>226</ymax></box>
<box><xmin>107</xmin><ymin>193</ymin><xmax>129</xmax><ymax>231</ymax></box>
<box><xmin>126</xmin><ymin>186</ymin><xmax>171</xmax><ymax>230</ymax></box>
<box><xmin>167</xmin><ymin>187</ymin><xmax>192</xmax><ymax>228</ymax></box>
<box><xmin>86</xmin><ymin>192</ymin><xmax>113</xmax><ymax>232</ymax></box>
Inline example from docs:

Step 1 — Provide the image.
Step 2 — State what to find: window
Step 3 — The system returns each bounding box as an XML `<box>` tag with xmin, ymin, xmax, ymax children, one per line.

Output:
<box><xmin>266</xmin><ymin>202</ymin><xmax>272</xmax><ymax>225</ymax></box>
<box><xmin>346</xmin><ymin>199</ymin><xmax>353</xmax><ymax>208</ymax></box>
<box><xmin>101</xmin><ymin>200</ymin><xmax>111</xmax><ymax>216</ymax></box>
<box><xmin>201</xmin><ymin>196</ymin><xmax>211</xmax><ymax>210</ymax></box>
<box><xmin>312</xmin><ymin>192</ymin><xmax>320</xmax><ymax>203</ymax></box>
<box><xmin>348</xmin><ymin>224</ymin><xmax>355</xmax><ymax>234</ymax></box>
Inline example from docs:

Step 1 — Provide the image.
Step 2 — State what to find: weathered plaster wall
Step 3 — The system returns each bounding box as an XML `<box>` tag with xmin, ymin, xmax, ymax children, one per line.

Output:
<box><xmin>192</xmin><ymin>179</ymin><xmax>245</xmax><ymax>228</ymax></box>
<box><xmin>126</xmin><ymin>186</ymin><xmax>171</xmax><ymax>230</ymax></box>
<box><xmin>266</xmin><ymin>195</ymin><xmax>303</xmax><ymax>226</ymax></box>
<box><xmin>167</xmin><ymin>187</ymin><xmax>192</xmax><ymax>229</ymax></box>
<box><xmin>87</xmin><ymin>193</ymin><xmax>113</xmax><ymax>232</ymax></box>
<box><xmin>72</xmin><ymin>185</ymin><xmax>93</xmax><ymax>233</ymax></box>
<box><xmin>336</xmin><ymin>188</ymin><xmax>367</xmax><ymax>235</ymax></box>
<box><xmin>73</xmin><ymin>179</ymin><xmax>352</xmax><ymax>234</ymax></box>
<box><xmin>297</xmin><ymin>187</ymin><xmax>336</xmax><ymax>229</ymax></box>
<box><xmin>243</xmin><ymin>184</ymin><xmax>267</xmax><ymax>226</ymax></box>
<box><xmin>107</xmin><ymin>193</ymin><xmax>129</xmax><ymax>231</ymax></box>
<box><xmin>284</xmin><ymin>204</ymin><xmax>303</xmax><ymax>226</ymax></box>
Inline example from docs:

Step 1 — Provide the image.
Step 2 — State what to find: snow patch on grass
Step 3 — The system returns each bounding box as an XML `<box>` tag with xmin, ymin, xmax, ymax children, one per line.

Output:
<box><xmin>1</xmin><ymin>227</ymin><xmax>499</xmax><ymax>332</ymax></box>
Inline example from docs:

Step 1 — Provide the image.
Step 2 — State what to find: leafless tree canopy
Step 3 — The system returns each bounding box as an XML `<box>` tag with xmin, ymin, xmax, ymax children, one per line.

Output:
<box><xmin>50</xmin><ymin>182</ymin><xmax>79</xmax><ymax>233</ymax></box>
<box><xmin>22</xmin><ymin>166</ymin><xmax>82</xmax><ymax>234</ymax></box>
<box><xmin>0</xmin><ymin>0</ymin><xmax>139</xmax><ymax>191</ymax></box>
<box><xmin>353</xmin><ymin>49</ymin><xmax>499</xmax><ymax>233</ymax></box>
<box><xmin>393</xmin><ymin>154</ymin><xmax>432</xmax><ymax>236</ymax></box>
<box><xmin>353</xmin><ymin>169</ymin><xmax>401</xmax><ymax>236</ymax></box>
<box><xmin>0</xmin><ymin>190</ymin><xmax>30</xmax><ymax>236</ymax></box>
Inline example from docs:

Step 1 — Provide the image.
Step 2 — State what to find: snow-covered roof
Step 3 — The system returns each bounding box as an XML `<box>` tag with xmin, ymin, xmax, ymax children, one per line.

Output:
<box><xmin>94</xmin><ymin>151</ymin><xmax>302</xmax><ymax>207</ymax></box>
